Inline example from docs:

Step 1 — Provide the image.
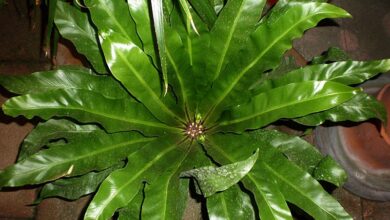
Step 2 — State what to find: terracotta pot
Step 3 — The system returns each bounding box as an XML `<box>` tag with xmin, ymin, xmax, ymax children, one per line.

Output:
<box><xmin>315</xmin><ymin>74</ymin><xmax>390</xmax><ymax>201</ymax></box>
<box><xmin>377</xmin><ymin>84</ymin><xmax>390</xmax><ymax>145</ymax></box>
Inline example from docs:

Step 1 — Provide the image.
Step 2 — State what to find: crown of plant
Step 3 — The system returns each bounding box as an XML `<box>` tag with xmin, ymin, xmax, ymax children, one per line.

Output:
<box><xmin>0</xmin><ymin>0</ymin><xmax>389</xmax><ymax>219</ymax></box>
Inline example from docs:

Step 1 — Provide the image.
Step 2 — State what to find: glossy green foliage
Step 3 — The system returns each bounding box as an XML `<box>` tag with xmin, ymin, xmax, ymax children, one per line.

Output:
<box><xmin>55</xmin><ymin>1</ymin><xmax>107</xmax><ymax>73</ymax></box>
<box><xmin>18</xmin><ymin>119</ymin><xmax>100</xmax><ymax>161</ymax></box>
<box><xmin>254</xmin><ymin>59</ymin><xmax>390</xmax><ymax>93</ymax></box>
<box><xmin>218</xmin><ymin>81</ymin><xmax>358</xmax><ymax>131</ymax></box>
<box><xmin>0</xmin><ymin>0</ymin><xmax>389</xmax><ymax>219</ymax></box>
<box><xmin>207</xmin><ymin>185</ymin><xmax>256</xmax><ymax>219</ymax></box>
<box><xmin>206</xmin><ymin>131</ymin><xmax>351</xmax><ymax>220</ymax></box>
<box><xmin>37</xmin><ymin>162</ymin><xmax>124</xmax><ymax>202</ymax></box>
<box><xmin>181</xmin><ymin>149</ymin><xmax>258</xmax><ymax>197</ymax></box>
<box><xmin>0</xmin><ymin>66</ymin><xmax>126</xmax><ymax>98</ymax></box>
<box><xmin>3</xmin><ymin>89</ymin><xmax>176</xmax><ymax>135</ymax></box>
<box><xmin>199</xmin><ymin>1</ymin><xmax>352</xmax><ymax>122</ymax></box>
<box><xmin>0</xmin><ymin>130</ymin><xmax>152</xmax><ymax>187</ymax></box>
<box><xmin>295</xmin><ymin>92</ymin><xmax>387</xmax><ymax>126</ymax></box>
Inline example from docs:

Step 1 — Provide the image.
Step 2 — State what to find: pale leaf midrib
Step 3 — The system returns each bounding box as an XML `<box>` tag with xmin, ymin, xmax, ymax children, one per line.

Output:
<box><xmin>166</xmin><ymin>48</ymin><xmax>188</xmax><ymax>106</ymax></box>
<box><xmin>159</xmin><ymin>147</ymin><xmax>192</xmax><ymax>220</ymax></box>
<box><xmin>209</xmin><ymin>141</ymin><xmax>280</xmax><ymax>219</ymax></box>
<box><xmin>212</xmin><ymin>12</ymin><xmax>335</xmax><ymax>117</ymax></box>
<box><xmin>5</xmin><ymin>105</ymin><xmax>179</xmax><ymax>132</ymax></box>
<box><xmin>57</xmin><ymin>19</ymin><xmax>96</xmax><ymax>44</ymax></box>
<box><xmin>212</xmin><ymin>0</ymin><xmax>245</xmax><ymax>80</ymax></box>
<box><xmin>101</xmin><ymin>8</ymin><xmax>134</xmax><ymax>43</ymax></box>
<box><xmin>221</xmin><ymin>90</ymin><xmax>353</xmax><ymax>126</ymax></box>
<box><xmin>212</xmin><ymin>140</ymin><xmax>341</xmax><ymax>220</ymax></box>
<box><xmin>220</xmin><ymin>192</ymin><xmax>229</xmax><ymax>217</ymax></box>
<box><xmin>6</xmin><ymin>138</ymin><xmax>152</xmax><ymax>181</ymax></box>
<box><xmin>262</xmin><ymin>162</ymin><xmax>340</xmax><ymax>219</ymax></box>
<box><xmin>115</xmin><ymin>48</ymin><xmax>182</xmax><ymax>122</ymax></box>
<box><xmin>96</xmin><ymin>143</ymin><xmax>178</xmax><ymax>218</ymax></box>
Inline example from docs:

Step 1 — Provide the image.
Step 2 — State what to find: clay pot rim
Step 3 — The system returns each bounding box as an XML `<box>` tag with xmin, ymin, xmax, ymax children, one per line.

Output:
<box><xmin>377</xmin><ymin>83</ymin><xmax>390</xmax><ymax>145</ymax></box>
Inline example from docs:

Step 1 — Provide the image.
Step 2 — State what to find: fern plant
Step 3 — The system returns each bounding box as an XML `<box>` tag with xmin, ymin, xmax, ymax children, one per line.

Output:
<box><xmin>1</xmin><ymin>0</ymin><xmax>389</xmax><ymax>219</ymax></box>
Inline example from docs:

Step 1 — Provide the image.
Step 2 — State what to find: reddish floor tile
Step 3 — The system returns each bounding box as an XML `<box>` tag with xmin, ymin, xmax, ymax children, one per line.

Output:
<box><xmin>36</xmin><ymin>197</ymin><xmax>90</xmax><ymax>220</ymax></box>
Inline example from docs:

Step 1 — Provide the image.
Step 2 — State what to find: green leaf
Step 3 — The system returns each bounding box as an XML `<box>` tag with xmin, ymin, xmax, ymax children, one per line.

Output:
<box><xmin>97</xmin><ymin>32</ymin><xmax>181</xmax><ymax>124</ymax></box>
<box><xmin>206</xmin><ymin>131</ymin><xmax>351</xmax><ymax>220</ymax></box>
<box><xmin>0</xmin><ymin>66</ymin><xmax>128</xmax><ymax>99</ymax></box>
<box><xmin>311</xmin><ymin>47</ymin><xmax>351</xmax><ymax>64</ymax></box>
<box><xmin>253</xmin><ymin>59</ymin><xmax>390</xmax><ymax>94</ymax></box>
<box><xmin>18</xmin><ymin>119</ymin><xmax>100</xmax><ymax>161</ymax></box>
<box><xmin>294</xmin><ymin>92</ymin><xmax>387</xmax><ymax>126</ymax></box>
<box><xmin>205</xmin><ymin>135</ymin><xmax>293</xmax><ymax>220</ymax></box>
<box><xmin>312</xmin><ymin>156</ymin><xmax>347</xmax><ymax>185</ymax></box>
<box><xmin>127</xmin><ymin>0</ymin><xmax>157</xmax><ymax>65</ymax></box>
<box><xmin>245</xmin><ymin>129</ymin><xmax>347</xmax><ymax>186</ymax></box>
<box><xmin>141</xmin><ymin>144</ymin><xmax>209</xmax><ymax>220</ymax></box>
<box><xmin>85</xmin><ymin>0</ymin><xmax>183</xmax><ymax>124</ymax></box>
<box><xmin>37</xmin><ymin>162</ymin><xmax>124</xmax><ymax>202</ymax></box>
<box><xmin>84</xmin><ymin>0</ymin><xmax>142</xmax><ymax>48</ymax></box>
<box><xmin>249</xmin><ymin>55</ymin><xmax>299</xmax><ymax>93</ymax></box>
<box><xmin>165</xmin><ymin>3</ymin><xmax>212</xmax><ymax>112</ymax></box>
<box><xmin>0</xmin><ymin>130</ymin><xmax>152</xmax><ymax>187</ymax></box>
<box><xmin>166</xmin><ymin>26</ymin><xmax>212</xmax><ymax>114</ymax></box>
<box><xmin>118</xmin><ymin>188</ymin><xmax>145</xmax><ymax>220</ymax></box>
<box><xmin>55</xmin><ymin>1</ymin><xmax>107</xmax><ymax>73</ymax></box>
<box><xmin>218</xmin><ymin>81</ymin><xmax>358</xmax><ymax>132</ymax></box>
<box><xmin>2</xmin><ymin>89</ymin><xmax>178</xmax><ymax>135</ymax></box>
<box><xmin>151</xmin><ymin>0</ymin><xmax>168</xmax><ymax>95</ymax></box>
<box><xmin>181</xmin><ymin>149</ymin><xmax>258</xmax><ymax>197</ymax></box>
<box><xmin>207</xmin><ymin>0</ymin><xmax>266</xmax><ymax>81</ymax></box>
<box><xmin>165</xmin><ymin>29</ymin><xmax>189</xmax><ymax>112</ymax></box>
<box><xmin>207</xmin><ymin>185</ymin><xmax>256</xmax><ymax>220</ymax></box>
<box><xmin>178</xmin><ymin>0</ymin><xmax>199</xmax><ymax>34</ymax></box>
<box><xmin>260</xmin><ymin>147</ymin><xmax>351</xmax><ymax>219</ymax></box>
<box><xmin>188</xmin><ymin>0</ymin><xmax>217</xmax><ymax>29</ymax></box>
<box><xmin>200</xmin><ymin>2</ymin><xmax>351</xmax><ymax>122</ymax></box>
<box><xmin>84</xmin><ymin>135</ymin><xmax>189</xmax><ymax>220</ymax></box>
<box><xmin>274</xmin><ymin>0</ymin><xmax>328</xmax><ymax>10</ymax></box>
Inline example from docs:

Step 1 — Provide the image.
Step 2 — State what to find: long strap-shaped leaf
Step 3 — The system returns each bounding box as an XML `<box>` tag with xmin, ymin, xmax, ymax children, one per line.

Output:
<box><xmin>165</xmin><ymin>4</ymin><xmax>212</xmax><ymax>112</ymax></box>
<box><xmin>141</xmin><ymin>145</ymin><xmax>208</xmax><ymax>220</ymax></box>
<box><xmin>295</xmin><ymin>92</ymin><xmax>387</xmax><ymax>126</ymax></box>
<box><xmin>188</xmin><ymin>0</ymin><xmax>217</xmax><ymax>29</ymax></box>
<box><xmin>55</xmin><ymin>1</ymin><xmax>107</xmax><ymax>73</ymax></box>
<box><xmin>178</xmin><ymin>0</ymin><xmax>199</xmax><ymax>35</ymax></box>
<box><xmin>201</xmin><ymin>2</ymin><xmax>351</xmax><ymax>122</ymax></box>
<box><xmin>218</xmin><ymin>81</ymin><xmax>357</xmax><ymax>132</ymax></box>
<box><xmin>207</xmin><ymin>0</ymin><xmax>266</xmax><ymax>81</ymax></box>
<box><xmin>84</xmin><ymin>0</ymin><xmax>141</xmax><ymax>48</ymax></box>
<box><xmin>151</xmin><ymin>0</ymin><xmax>169</xmax><ymax>95</ymax></box>
<box><xmin>206</xmin><ymin>132</ymin><xmax>351</xmax><ymax>219</ymax></box>
<box><xmin>2</xmin><ymin>89</ymin><xmax>179</xmax><ymax>135</ymax></box>
<box><xmin>117</xmin><ymin>190</ymin><xmax>144</xmax><ymax>220</ymax></box>
<box><xmin>244</xmin><ymin>129</ymin><xmax>347</xmax><ymax>187</ymax></box>
<box><xmin>84</xmin><ymin>135</ymin><xmax>188</xmax><ymax>220</ymax></box>
<box><xmin>0</xmin><ymin>131</ymin><xmax>152</xmax><ymax>187</ymax></box>
<box><xmin>0</xmin><ymin>66</ymin><xmax>128</xmax><ymax>99</ymax></box>
<box><xmin>127</xmin><ymin>0</ymin><xmax>158</xmax><ymax>65</ymax></box>
<box><xmin>205</xmin><ymin>137</ymin><xmax>293</xmax><ymax>220</ymax></box>
<box><xmin>37</xmin><ymin>162</ymin><xmax>123</xmax><ymax>202</ymax></box>
<box><xmin>166</xmin><ymin>30</ymin><xmax>189</xmax><ymax>111</ymax></box>
<box><xmin>181</xmin><ymin>149</ymin><xmax>258</xmax><ymax>197</ymax></box>
<box><xmin>207</xmin><ymin>185</ymin><xmax>256</xmax><ymax>220</ymax></box>
<box><xmin>18</xmin><ymin>119</ymin><xmax>100</xmax><ymax>161</ymax></box>
<box><xmin>253</xmin><ymin>59</ymin><xmax>390</xmax><ymax>94</ymax></box>
<box><xmin>85</xmin><ymin>0</ymin><xmax>181</xmax><ymax>124</ymax></box>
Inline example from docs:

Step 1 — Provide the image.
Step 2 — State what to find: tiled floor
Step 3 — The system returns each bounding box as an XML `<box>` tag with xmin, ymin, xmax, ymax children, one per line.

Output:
<box><xmin>0</xmin><ymin>0</ymin><xmax>389</xmax><ymax>219</ymax></box>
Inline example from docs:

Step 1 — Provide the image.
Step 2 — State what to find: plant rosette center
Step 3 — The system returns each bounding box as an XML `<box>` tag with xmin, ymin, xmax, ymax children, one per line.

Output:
<box><xmin>184</xmin><ymin>120</ymin><xmax>205</xmax><ymax>140</ymax></box>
